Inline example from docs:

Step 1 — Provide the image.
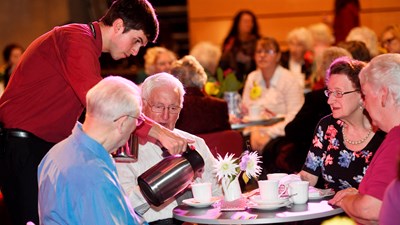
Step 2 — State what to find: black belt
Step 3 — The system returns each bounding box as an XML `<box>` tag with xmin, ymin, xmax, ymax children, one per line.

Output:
<box><xmin>1</xmin><ymin>129</ymin><xmax>32</xmax><ymax>139</ymax></box>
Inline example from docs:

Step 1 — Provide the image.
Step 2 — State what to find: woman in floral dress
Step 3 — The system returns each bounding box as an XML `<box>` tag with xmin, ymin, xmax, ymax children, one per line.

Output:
<box><xmin>299</xmin><ymin>57</ymin><xmax>385</xmax><ymax>192</ymax></box>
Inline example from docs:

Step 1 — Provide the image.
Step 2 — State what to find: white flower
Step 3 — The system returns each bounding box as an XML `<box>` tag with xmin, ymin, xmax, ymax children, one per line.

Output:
<box><xmin>214</xmin><ymin>151</ymin><xmax>262</xmax><ymax>185</ymax></box>
<box><xmin>214</xmin><ymin>153</ymin><xmax>239</xmax><ymax>182</ymax></box>
<box><xmin>240</xmin><ymin>151</ymin><xmax>262</xmax><ymax>178</ymax></box>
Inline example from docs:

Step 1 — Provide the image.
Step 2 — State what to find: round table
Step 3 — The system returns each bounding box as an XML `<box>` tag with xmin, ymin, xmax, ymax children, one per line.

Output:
<box><xmin>173</xmin><ymin>198</ymin><xmax>343</xmax><ymax>224</ymax></box>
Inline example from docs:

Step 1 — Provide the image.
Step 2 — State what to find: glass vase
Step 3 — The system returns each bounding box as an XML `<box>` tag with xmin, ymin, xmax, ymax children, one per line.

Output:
<box><xmin>223</xmin><ymin>91</ymin><xmax>242</xmax><ymax>119</ymax></box>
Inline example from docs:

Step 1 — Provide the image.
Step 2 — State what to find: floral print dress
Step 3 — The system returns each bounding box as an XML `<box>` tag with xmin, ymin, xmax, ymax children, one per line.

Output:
<box><xmin>302</xmin><ymin>115</ymin><xmax>386</xmax><ymax>192</ymax></box>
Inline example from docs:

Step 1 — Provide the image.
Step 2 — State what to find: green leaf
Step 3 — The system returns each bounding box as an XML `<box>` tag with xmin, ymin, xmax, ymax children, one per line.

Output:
<box><xmin>217</xmin><ymin>67</ymin><xmax>224</xmax><ymax>83</ymax></box>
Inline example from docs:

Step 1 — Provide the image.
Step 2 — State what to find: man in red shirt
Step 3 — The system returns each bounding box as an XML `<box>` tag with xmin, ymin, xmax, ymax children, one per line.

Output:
<box><xmin>0</xmin><ymin>1</ymin><xmax>191</xmax><ymax>224</ymax></box>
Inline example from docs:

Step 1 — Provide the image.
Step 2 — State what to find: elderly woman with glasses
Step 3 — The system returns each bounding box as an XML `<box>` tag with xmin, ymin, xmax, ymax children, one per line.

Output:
<box><xmin>298</xmin><ymin>57</ymin><xmax>386</xmax><ymax>192</ymax></box>
<box><xmin>328</xmin><ymin>54</ymin><xmax>400</xmax><ymax>224</ymax></box>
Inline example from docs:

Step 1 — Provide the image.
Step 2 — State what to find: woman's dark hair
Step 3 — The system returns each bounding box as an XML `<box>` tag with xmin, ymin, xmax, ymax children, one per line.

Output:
<box><xmin>223</xmin><ymin>10</ymin><xmax>260</xmax><ymax>46</ymax></box>
<box><xmin>326</xmin><ymin>56</ymin><xmax>366</xmax><ymax>90</ymax></box>
<box><xmin>337</xmin><ymin>40</ymin><xmax>371</xmax><ymax>62</ymax></box>
<box><xmin>256</xmin><ymin>37</ymin><xmax>281</xmax><ymax>54</ymax></box>
<box><xmin>100</xmin><ymin>0</ymin><xmax>159</xmax><ymax>43</ymax></box>
<box><xmin>3</xmin><ymin>43</ymin><xmax>24</xmax><ymax>63</ymax></box>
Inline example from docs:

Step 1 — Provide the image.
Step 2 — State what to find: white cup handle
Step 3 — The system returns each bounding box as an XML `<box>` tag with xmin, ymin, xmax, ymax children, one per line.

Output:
<box><xmin>278</xmin><ymin>184</ymin><xmax>288</xmax><ymax>197</ymax></box>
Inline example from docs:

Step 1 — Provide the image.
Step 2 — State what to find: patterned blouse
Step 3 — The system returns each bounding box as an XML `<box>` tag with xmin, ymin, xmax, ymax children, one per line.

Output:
<box><xmin>302</xmin><ymin>115</ymin><xmax>386</xmax><ymax>192</ymax></box>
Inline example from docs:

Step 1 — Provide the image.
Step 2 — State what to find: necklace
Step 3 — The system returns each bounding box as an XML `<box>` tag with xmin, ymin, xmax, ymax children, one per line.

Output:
<box><xmin>342</xmin><ymin>126</ymin><xmax>372</xmax><ymax>145</ymax></box>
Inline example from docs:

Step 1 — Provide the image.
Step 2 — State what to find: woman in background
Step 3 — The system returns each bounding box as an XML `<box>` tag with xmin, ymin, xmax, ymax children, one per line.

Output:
<box><xmin>190</xmin><ymin>41</ymin><xmax>221</xmax><ymax>78</ymax></box>
<box><xmin>242</xmin><ymin>37</ymin><xmax>304</xmax><ymax>153</ymax></box>
<box><xmin>172</xmin><ymin>55</ymin><xmax>231</xmax><ymax>134</ymax></box>
<box><xmin>280</xmin><ymin>27</ymin><xmax>314</xmax><ymax>89</ymax></box>
<box><xmin>0</xmin><ymin>43</ymin><xmax>24</xmax><ymax>89</ymax></box>
<box><xmin>219</xmin><ymin>10</ymin><xmax>260</xmax><ymax>83</ymax></box>
<box><xmin>380</xmin><ymin>24</ymin><xmax>400</xmax><ymax>54</ymax></box>
<box><xmin>346</xmin><ymin>26</ymin><xmax>380</xmax><ymax>58</ymax></box>
<box><xmin>144</xmin><ymin>46</ymin><xmax>176</xmax><ymax>76</ymax></box>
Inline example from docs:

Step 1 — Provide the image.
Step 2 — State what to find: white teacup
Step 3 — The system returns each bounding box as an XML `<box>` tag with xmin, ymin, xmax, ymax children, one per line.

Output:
<box><xmin>191</xmin><ymin>183</ymin><xmax>212</xmax><ymax>203</ymax></box>
<box><xmin>258</xmin><ymin>180</ymin><xmax>286</xmax><ymax>201</ymax></box>
<box><xmin>267</xmin><ymin>173</ymin><xmax>288</xmax><ymax>181</ymax></box>
<box><xmin>288</xmin><ymin>181</ymin><xmax>309</xmax><ymax>204</ymax></box>
<box><xmin>248</xmin><ymin>105</ymin><xmax>262</xmax><ymax>120</ymax></box>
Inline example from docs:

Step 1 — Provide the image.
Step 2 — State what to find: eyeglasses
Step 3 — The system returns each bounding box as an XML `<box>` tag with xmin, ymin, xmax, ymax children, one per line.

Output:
<box><xmin>382</xmin><ymin>37</ymin><xmax>397</xmax><ymax>46</ymax></box>
<box><xmin>113</xmin><ymin>115</ymin><xmax>144</xmax><ymax>126</ymax></box>
<box><xmin>324</xmin><ymin>89</ymin><xmax>360</xmax><ymax>98</ymax></box>
<box><xmin>146</xmin><ymin>101</ymin><xmax>181</xmax><ymax>114</ymax></box>
<box><xmin>255</xmin><ymin>49</ymin><xmax>276</xmax><ymax>55</ymax></box>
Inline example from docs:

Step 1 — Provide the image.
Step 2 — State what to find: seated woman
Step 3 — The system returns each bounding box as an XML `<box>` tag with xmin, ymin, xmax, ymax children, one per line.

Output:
<box><xmin>280</xmin><ymin>27</ymin><xmax>314</xmax><ymax>89</ymax></box>
<box><xmin>172</xmin><ymin>55</ymin><xmax>231</xmax><ymax>134</ymax></box>
<box><xmin>190</xmin><ymin>41</ymin><xmax>221</xmax><ymax>78</ymax></box>
<box><xmin>380</xmin><ymin>24</ymin><xmax>400</xmax><ymax>54</ymax></box>
<box><xmin>135</xmin><ymin>47</ymin><xmax>177</xmax><ymax>84</ymax></box>
<box><xmin>241</xmin><ymin>37</ymin><xmax>304</xmax><ymax>153</ymax></box>
<box><xmin>329</xmin><ymin>53</ymin><xmax>400</xmax><ymax>224</ymax></box>
<box><xmin>262</xmin><ymin>47</ymin><xmax>352</xmax><ymax>176</ymax></box>
<box><xmin>299</xmin><ymin>57</ymin><xmax>386</xmax><ymax>192</ymax></box>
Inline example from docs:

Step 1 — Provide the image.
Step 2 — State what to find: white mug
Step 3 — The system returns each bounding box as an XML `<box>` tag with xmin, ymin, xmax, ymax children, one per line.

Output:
<box><xmin>258</xmin><ymin>180</ymin><xmax>286</xmax><ymax>201</ymax></box>
<box><xmin>267</xmin><ymin>173</ymin><xmax>288</xmax><ymax>181</ymax></box>
<box><xmin>191</xmin><ymin>183</ymin><xmax>212</xmax><ymax>203</ymax></box>
<box><xmin>288</xmin><ymin>181</ymin><xmax>309</xmax><ymax>204</ymax></box>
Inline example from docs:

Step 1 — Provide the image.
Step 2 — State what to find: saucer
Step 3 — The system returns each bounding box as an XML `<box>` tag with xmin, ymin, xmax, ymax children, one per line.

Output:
<box><xmin>249</xmin><ymin>195</ymin><xmax>288</xmax><ymax>205</ymax></box>
<box><xmin>308</xmin><ymin>188</ymin><xmax>335</xmax><ymax>200</ymax></box>
<box><xmin>248</xmin><ymin>201</ymin><xmax>290</xmax><ymax>210</ymax></box>
<box><xmin>182</xmin><ymin>197</ymin><xmax>220</xmax><ymax>208</ymax></box>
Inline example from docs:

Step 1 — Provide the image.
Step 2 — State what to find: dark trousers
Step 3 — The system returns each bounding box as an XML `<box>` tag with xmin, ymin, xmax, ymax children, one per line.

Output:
<box><xmin>0</xmin><ymin>131</ymin><xmax>54</xmax><ymax>225</ymax></box>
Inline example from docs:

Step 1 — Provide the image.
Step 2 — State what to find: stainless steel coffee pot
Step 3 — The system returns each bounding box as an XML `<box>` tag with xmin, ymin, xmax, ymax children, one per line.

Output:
<box><xmin>112</xmin><ymin>134</ymin><xmax>138</xmax><ymax>162</ymax></box>
<box><xmin>138</xmin><ymin>146</ymin><xmax>205</xmax><ymax>207</ymax></box>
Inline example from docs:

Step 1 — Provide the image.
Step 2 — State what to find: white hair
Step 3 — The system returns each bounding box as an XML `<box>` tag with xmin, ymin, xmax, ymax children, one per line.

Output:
<box><xmin>190</xmin><ymin>42</ymin><xmax>221</xmax><ymax>74</ymax></box>
<box><xmin>308</xmin><ymin>23</ymin><xmax>335</xmax><ymax>46</ymax></box>
<box><xmin>141</xmin><ymin>72</ymin><xmax>185</xmax><ymax>107</ymax></box>
<box><xmin>86</xmin><ymin>76</ymin><xmax>141</xmax><ymax>121</ymax></box>
<box><xmin>144</xmin><ymin>47</ymin><xmax>177</xmax><ymax>75</ymax></box>
<box><xmin>171</xmin><ymin>55</ymin><xmax>207</xmax><ymax>89</ymax></box>
<box><xmin>359</xmin><ymin>53</ymin><xmax>400</xmax><ymax>106</ymax></box>
<box><xmin>287</xmin><ymin>27</ymin><xmax>314</xmax><ymax>50</ymax></box>
<box><xmin>346</xmin><ymin>26</ymin><xmax>379</xmax><ymax>57</ymax></box>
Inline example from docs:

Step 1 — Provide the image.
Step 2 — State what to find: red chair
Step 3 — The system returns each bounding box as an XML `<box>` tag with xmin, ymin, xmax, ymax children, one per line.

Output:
<box><xmin>198</xmin><ymin>130</ymin><xmax>244</xmax><ymax>158</ymax></box>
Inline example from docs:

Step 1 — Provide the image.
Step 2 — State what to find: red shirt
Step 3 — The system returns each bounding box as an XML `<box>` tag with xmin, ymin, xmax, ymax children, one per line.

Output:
<box><xmin>0</xmin><ymin>22</ymin><xmax>150</xmax><ymax>143</ymax></box>
<box><xmin>358</xmin><ymin>125</ymin><xmax>400</xmax><ymax>200</ymax></box>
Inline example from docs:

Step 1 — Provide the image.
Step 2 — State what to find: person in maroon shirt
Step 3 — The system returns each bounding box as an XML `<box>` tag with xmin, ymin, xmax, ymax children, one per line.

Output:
<box><xmin>333</xmin><ymin>0</ymin><xmax>360</xmax><ymax>44</ymax></box>
<box><xmin>0</xmin><ymin>1</ymin><xmax>192</xmax><ymax>224</ymax></box>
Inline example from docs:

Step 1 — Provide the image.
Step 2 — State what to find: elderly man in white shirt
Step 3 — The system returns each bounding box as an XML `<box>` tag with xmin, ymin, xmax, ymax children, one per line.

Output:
<box><xmin>116</xmin><ymin>72</ymin><xmax>221</xmax><ymax>225</ymax></box>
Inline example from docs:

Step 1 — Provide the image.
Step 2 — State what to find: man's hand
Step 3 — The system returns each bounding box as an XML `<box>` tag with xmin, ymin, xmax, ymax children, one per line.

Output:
<box><xmin>149</xmin><ymin>123</ymin><xmax>194</xmax><ymax>155</ymax></box>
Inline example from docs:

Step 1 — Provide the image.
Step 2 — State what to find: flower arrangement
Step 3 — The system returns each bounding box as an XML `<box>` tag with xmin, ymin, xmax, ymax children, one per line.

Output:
<box><xmin>204</xmin><ymin>68</ymin><xmax>243</xmax><ymax>98</ymax></box>
<box><xmin>214</xmin><ymin>151</ymin><xmax>262</xmax><ymax>187</ymax></box>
